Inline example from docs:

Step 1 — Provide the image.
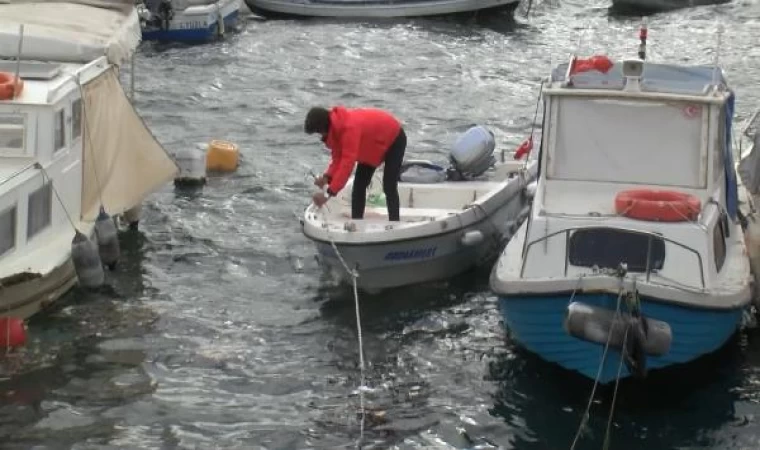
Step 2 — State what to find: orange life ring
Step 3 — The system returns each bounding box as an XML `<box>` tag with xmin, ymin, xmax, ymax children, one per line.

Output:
<box><xmin>0</xmin><ymin>72</ymin><xmax>23</xmax><ymax>100</ymax></box>
<box><xmin>615</xmin><ymin>189</ymin><xmax>701</xmax><ymax>222</ymax></box>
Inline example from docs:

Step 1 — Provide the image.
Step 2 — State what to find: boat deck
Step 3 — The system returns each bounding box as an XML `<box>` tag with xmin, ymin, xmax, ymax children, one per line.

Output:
<box><xmin>0</xmin><ymin>60</ymin><xmax>88</xmax><ymax>106</ymax></box>
<box><xmin>0</xmin><ymin>158</ymin><xmax>36</xmax><ymax>186</ymax></box>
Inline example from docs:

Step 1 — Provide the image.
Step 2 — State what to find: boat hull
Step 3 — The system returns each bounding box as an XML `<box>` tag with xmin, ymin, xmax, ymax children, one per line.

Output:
<box><xmin>244</xmin><ymin>0</ymin><xmax>519</xmax><ymax>18</ymax></box>
<box><xmin>497</xmin><ymin>292</ymin><xmax>745</xmax><ymax>384</ymax></box>
<box><xmin>0</xmin><ymin>259</ymin><xmax>78</xmax><ymax>320</ymax></box>
<box><xmin>610</xmin><ymin>0</ymin><xmax>731</xmax><ymax>14</ymax></box>
<box><xmin>141</xmin><ymin>1</ymin><xmax>241</xmax><ymax>43</ymax></box>
<box><xmin>312</xmin><ymin>193</ymin><xmax>530</xmax><ymax>292</ymax></box>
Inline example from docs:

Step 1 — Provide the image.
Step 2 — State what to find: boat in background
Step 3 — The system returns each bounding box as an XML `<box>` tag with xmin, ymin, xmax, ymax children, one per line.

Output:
<box><xmin>244</xmin><ymin>0</ymin><xmax>520</xmax><ymax>19</ymax></box>
<box><xmin>0</xmin><ymin>0</ymin><xmax>178</xmax><ymax>319</ymax></box>
<box><xmin>610</xmin><ymin>0</ymin><xmax>731</xmax><ymax>14</ymax></box>
<box><xmin>302</xmin><ymin>126</ymin><xmax>538</xmax><ymax>293</ymax></box>
<box><xmin>490</xmin><ymin>24</ymin><xmax>759</xmax><ymax>384</ymax></box>
<box><xmin>138</xmin><ymin>0</ymin><xmax>241</xmax><ymax>43</ymax></box>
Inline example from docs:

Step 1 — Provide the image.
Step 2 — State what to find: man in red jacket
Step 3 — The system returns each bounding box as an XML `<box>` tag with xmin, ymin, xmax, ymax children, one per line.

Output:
<box><xmin>304</xmin><ymin>105</ymin><xmax>407</xmax><ymax>221</ymax></box>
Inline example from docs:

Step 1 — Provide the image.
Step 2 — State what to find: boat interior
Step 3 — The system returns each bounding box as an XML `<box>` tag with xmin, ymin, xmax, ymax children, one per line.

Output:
<box><xmin>319</xmin><ymin>159</ymin><xmax>527</xmax><ymax>225</ymax></box>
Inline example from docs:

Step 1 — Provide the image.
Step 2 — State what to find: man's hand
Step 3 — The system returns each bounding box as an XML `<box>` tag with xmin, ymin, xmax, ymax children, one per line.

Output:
<box><xmin>312</xmin><ymin>192</ymin><xmax>329</xmax><ymax>208</ymax></box>
<box><xmin>314</xmin><ymin>175</ymin><xmax>328</xmax><ymax>189</ymax></box>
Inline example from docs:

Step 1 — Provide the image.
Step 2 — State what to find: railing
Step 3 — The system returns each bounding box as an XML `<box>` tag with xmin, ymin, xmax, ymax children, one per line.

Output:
<box><xmin>519</xmin><ymin>225</ymin><xmax>706</xmax><ymax>289</ymax></box>
<box><xmin>0</xmin><ymin>161</ymin><xmax>37</xmax><ymax>187</ymax></box>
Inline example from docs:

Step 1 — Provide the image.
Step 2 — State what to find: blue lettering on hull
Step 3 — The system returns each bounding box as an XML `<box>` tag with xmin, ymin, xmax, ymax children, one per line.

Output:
<box><xmin>384</xmin><ymin>247</ymin><xmax>437</xmax><ymax>261</ymax></box>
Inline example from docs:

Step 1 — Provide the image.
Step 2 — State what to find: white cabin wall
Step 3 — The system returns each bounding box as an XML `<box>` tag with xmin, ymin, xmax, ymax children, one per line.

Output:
<box><xmin>0</xmin><ymin>175</ymin><xmax>23</xmax><ymax>260</ymax></box>
<box><xmin>707</xmin><ymin>103</ymin><xmax>727</xmax><ymax>212</ymax></box>
<box><xmin>522</xmin><ymin>214</ymin><xmax>711</xmax><ymax>289</ymax></box>
<box><xmin>43</xmin><ymin>91</ymin><xmax>84</xmax><ymax>232</ymax></box>
<box><xmin>4</xmin><ymin>87</ymin><xmax>85</xmax><ymax>256</ymax></box>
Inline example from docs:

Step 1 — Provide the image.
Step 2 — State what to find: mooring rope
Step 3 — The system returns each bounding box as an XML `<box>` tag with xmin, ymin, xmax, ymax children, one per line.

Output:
<box><xmin>602</xmin><ymin>325</ymin><xmax>629</xmax><ymax>450</ymax></box>
<box><xmin>569</xmin><ymin>287</ymin><xmax>625</xmax><ymax>450</ymax></box>
<box><xmin>313</xmin><ymin>193</ymin><xmax>367</xmax><ymax>449</ymax></box>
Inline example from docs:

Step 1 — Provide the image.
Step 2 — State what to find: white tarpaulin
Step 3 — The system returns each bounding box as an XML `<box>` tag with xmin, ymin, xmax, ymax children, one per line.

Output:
<box><xmin>0</xmin><ymin>0</ymin><xmax>141</xmax><ymax>66</ymax></box>
<box><xmin>80</xmin><ymin>66</ymin><xmax>178</xmax><ymax>222</ymax></box>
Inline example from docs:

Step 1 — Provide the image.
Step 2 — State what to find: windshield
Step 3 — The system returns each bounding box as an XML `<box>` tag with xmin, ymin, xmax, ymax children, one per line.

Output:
<box><xmin>548</xmin><ymin>97</ymin><xmax>705</xmax><ymax>188</ymax></box>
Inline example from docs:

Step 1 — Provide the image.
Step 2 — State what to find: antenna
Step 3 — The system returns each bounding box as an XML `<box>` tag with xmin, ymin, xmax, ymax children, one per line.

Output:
<box><xmin>638</xmin><ymin>18</ymin><xmax>647</xmax><ymax>60</ymax></box>
<box><xmin>13</xmin><ymin>24</ymin><xmax>24</xmax><ymax>99</ymax></box>
<box><xmin>712</xmin><ymin>22</ymin><xmax>724</xmax><ymax>87</ymax></box>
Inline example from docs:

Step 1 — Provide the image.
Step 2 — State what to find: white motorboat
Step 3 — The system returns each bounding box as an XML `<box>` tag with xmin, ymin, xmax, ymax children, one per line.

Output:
<box><xmin>301</xmin><ymin>126</ymin><xmax>538</xmax><ymax>293</ymax></box>
<box><xmin>0</xmin><ymin>0</ymin><xmax>178</xmax><ymax>319</ymax></box>
<box><xmin>244</xmin><ymin>0</ymin><xmax>520</xmax><ymax>19</ymax></box>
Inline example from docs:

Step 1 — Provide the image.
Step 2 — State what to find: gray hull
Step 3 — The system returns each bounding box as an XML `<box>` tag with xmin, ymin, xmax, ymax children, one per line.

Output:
<box><xmin>314</xmin><ymin>192</ymin><xmax>531</xmax><ymax>292</ymax></box>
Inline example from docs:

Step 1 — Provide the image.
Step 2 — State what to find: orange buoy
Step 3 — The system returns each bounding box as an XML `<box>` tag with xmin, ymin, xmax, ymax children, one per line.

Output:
<box><xmin>615</xmin><ymin>189</ymin><xmax>702</xmax><ymax>222</ymax></box>
<box><xmin>0</xmin><ymin>72</ymin><xmax>23</xmax><ymax>100</ymax></box>
<box><xmin>0</xmin><ymin>317</ymin><xmax>26</xmax><ymax>348</ymax></box>
<box><xmin>206</xmin><ymin>140</ymin><xmax>239</xmax><ymax>172</ymax></box>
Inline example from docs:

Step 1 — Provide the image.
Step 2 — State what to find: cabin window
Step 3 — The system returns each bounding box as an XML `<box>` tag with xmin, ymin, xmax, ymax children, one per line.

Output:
<box><xmin>72</xmin><ymin>98</ymin><xmax>82</xmax><ymax>141</ymax></box>
<box><xmin>0</xmin><ymin>113</ymin><xmax>25</xmax><ymax>156</ymax></box>
<box><xmin>713</xmin><ymin>217</ymin><xmax>727</xmax><ymax>272</ymax></box>
<box><xmin>0</xmin><ymin>206</ymin><xmax>16</xmax><ymax>256</ymax></box>
<box><xmin>54</xmin><ymin>109</ymin><xmax>66</xmax><ymax>152</ymax></box>
<box><xmin>27</xmin><ymin>183</ymin><xmax>52</xmax><ymax>240</ymax></box>
<box><xmin>550</xmin><ymin>97</ymin><xmax>704</xmax><ymax>188</ymax></box>
<box><xmin>568</xmin><ymin>228</ymin><xmax>665</xmax><ymax>273</ymax></box>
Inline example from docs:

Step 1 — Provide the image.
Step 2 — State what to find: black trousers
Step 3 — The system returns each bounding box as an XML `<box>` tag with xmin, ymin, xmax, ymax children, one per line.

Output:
<box><xmin>352</xmin><ymin>128</ymin><xmax>407</xmax><ymax>221</ymax></box>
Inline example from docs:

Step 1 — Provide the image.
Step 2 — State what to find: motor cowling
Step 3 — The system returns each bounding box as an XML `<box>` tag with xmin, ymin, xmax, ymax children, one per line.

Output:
<box><xmin>448</xmin><ymin>126</ymin><xmax>496</xmax><ymax>181</ymax></box>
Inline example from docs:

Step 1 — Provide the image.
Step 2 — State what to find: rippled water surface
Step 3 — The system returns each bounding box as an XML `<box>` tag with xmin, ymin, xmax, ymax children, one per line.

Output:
<box><xmin>4</xmin><ymin>1</ymin><xmax>760</xmax><ymax>449</ymax></box>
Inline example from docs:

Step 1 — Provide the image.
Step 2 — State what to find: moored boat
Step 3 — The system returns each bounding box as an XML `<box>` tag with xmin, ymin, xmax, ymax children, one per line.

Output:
<box><xmin>302</xmin><ymin>125</ymin><xmax>538</xmax><ymax>293</ymax></box>
<box><xmin>244</xmin><ymin>0</ymin><xmax>520</xmax><ymax>19</ymax></box>
<box><xmin>0</xmin><ymin>0</ymin><xmax>178</xmax><ymax>320</ymax></box>
<box><xmin>490</xmin><ymin>25</ymin><xmax>757</xmax><ymax>384</ymax></box>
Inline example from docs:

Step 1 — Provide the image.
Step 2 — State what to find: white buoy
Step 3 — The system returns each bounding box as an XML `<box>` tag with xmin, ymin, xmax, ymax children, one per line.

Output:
<box><xmin>173</xmin><ymin>147</ymin><xmax>207</xmax><ymax>187</ymax></box>
<box><xmin>71</xmin><ymin>230</ymin><xmax>104</xmax><ymax>288</ymax></box>
<box><xmin>95</xmin><ymin>207</ymin><xmax>120</xmax><ymax>270</ymax></box>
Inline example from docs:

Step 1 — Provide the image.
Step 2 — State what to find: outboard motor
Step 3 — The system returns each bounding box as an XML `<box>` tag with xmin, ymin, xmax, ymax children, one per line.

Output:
<box><xmin>396</xmin><ymin>125</ymin><xmax>498</xmax><ymax>184</ymax></box>
<box><xmin>447</xmin><ymin>125</ymin><xmax>496</xmax><ymax>181</ymax></box>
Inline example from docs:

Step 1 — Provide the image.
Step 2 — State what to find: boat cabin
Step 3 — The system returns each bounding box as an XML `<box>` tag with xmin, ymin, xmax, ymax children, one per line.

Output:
<box><xmin>520</xmin><ymin>56</ymin><xmax>742</xmax><ymax>292</ymax></box>
<box><xmin>0</xmin><ymin>59</ymin><xmax>94</xmax><ymax>266</ymax></box>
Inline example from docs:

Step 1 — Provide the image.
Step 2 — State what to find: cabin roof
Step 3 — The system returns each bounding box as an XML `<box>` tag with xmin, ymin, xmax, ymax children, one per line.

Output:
<box><xmin>549</xmin><ymin>60</ymin><xmax>730</xmax><ymax>98</ymax></box>
<box><xmin>0</xmin><ymin>59</ymin><xmax>90</xmax><ymax>106</ymax></box>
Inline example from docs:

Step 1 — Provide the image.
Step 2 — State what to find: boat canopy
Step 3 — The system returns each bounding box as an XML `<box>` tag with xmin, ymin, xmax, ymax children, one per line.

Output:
<box><xmin>0</xmin><ymin>0</ymin><xmax>140</xmax><ymax>66</ymax></box>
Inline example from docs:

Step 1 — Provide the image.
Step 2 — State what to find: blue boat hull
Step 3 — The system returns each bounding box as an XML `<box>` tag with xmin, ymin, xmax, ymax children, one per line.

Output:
<box><xmin>498</xmin><ymin>292</ymin><xmax>745</xmax><ymax>384</ymax></box>
<box><xmin>142</xmin><ymin>10</ymin><xmax>240</xmax><ymax>43</ymax></box>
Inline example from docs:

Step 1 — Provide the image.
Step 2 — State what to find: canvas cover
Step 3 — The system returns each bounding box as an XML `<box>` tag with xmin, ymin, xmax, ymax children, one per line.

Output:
<box><xmin>724</xmin><ymin>92</ymin><xmax>738</xmax><ymax>220</ymax></box>
<box><xmin>80</xmin><ymin>66</ymin><xmax>178</xmax><ymax>222</ymax></box>
<box><xmin>0</xmin><ymin>0</ymin><xmax>140</xmax><ymax>66</ymax></box>
<box><xmin>550</xmin><ymin>59</ymin><xmax>740</xmax><ymax>220</ymax></box>
<box><xmin>551</xmin><ymin>60</ymin><xmax>728</xmax><ymax>96</ymax></box>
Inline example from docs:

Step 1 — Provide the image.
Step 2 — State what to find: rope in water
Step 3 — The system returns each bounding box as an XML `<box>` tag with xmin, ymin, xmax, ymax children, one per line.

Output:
<box><xmin>569</xmin><ymin>287</ymin><xmax>625</xmax><ymax>450</ymax></box>
<box><xmin>313</xmin><ymin>189</ymin><xmax>367</xmax><ymax>448</ymax></box>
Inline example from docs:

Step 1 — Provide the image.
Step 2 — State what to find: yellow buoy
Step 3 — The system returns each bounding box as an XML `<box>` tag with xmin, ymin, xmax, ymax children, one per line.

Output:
<box><xmin>206</xmin><ymin>139</ymin><xmax>239</xmax><ymax>172</ymax></box>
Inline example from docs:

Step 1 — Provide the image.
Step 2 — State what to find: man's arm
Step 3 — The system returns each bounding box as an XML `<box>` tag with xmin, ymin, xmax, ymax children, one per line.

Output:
<box><xmin>327</xmin><ymin>127</ymin><xmax>361</xmax><ymax>196</ymax></box>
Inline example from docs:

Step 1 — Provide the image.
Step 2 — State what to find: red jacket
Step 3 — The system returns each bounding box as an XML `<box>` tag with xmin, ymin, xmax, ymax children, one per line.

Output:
<box><xmin>323</xmin><ymin>106</ymin><xmax>401</xmax><ymax>195</ymax></box>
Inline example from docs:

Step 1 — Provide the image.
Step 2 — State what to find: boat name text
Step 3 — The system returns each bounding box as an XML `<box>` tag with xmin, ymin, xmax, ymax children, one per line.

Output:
<box><xmin>384</xmin><ymin>247</ymin><xmax>437</xmax><ymax>261</ymax></box>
